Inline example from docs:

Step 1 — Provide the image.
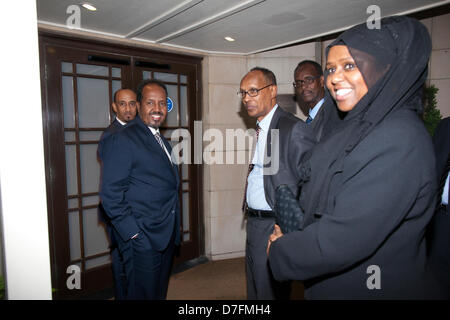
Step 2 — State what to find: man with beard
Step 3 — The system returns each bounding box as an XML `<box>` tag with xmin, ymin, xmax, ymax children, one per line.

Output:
<box><xmin>293</xmin><ymin>60</ymin><xmax>326</xmax><ymax>140</ymax></box>
<box><xmin>100</xmin><ymin>79</ymin><xmax>180</xmax><ymax>299</ymax></box>
<box><xmin>98</xmin><ymin>88</ymin><xmax>137</xmax><ymax>299</ymax></box>
<box><xmin>100</xmin><ymin>88</ymin><xmax>138</xmax><ymax>147</ymax></box>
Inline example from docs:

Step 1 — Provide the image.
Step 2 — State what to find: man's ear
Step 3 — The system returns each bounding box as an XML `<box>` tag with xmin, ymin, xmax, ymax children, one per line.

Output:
<box><xmin>112</xmin><ymin>102</ymin><xmax>118</xmax><ymax>114</ymax></box>
<box><xmin>319</xmin><ymin>75</ymin><xmax>325</xmax><ymax>88</ymax></box>
<box><xmin>270</xmin><ymin>84</ymin><xmax>278</xmax><ymax>99</ymax></box>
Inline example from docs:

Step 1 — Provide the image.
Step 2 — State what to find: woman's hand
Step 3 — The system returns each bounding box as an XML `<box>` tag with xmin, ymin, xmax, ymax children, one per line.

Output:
<box><xmin>267</xmin><ymin>224</ymin><xmax>284</xmax><ymax>255</ymax></box>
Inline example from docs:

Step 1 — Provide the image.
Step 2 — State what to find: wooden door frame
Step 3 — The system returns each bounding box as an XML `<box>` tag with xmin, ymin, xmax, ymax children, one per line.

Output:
<box><xmin>38</xmin><ymin>31</ymin><xmax>204</xmax><ymax>298</ymax></box>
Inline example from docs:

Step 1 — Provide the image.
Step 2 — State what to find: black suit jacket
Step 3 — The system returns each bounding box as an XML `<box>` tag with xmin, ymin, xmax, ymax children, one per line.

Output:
<box><xmin>309</xmin><ymin>100</ymin><xmax>326</xmax><ymax>141</ymax></box>
<box><xmin>98</xmin><ymin>119</ymin><xmax>125</xmax><ymax>161</ymax></box>
<box><xmin>263</xmin><ymin>106</ymin><xmax>316</xmax><ymax>209</ymax></box>
<box><xmin>100</xmin><ymin>116</ymin><xmax>180</xmax><ymax>251</ymax></box>
<box><xmin>433</xmin><ymin>117</ymin><xmax>450</xmax><ymax>213</ymax></box>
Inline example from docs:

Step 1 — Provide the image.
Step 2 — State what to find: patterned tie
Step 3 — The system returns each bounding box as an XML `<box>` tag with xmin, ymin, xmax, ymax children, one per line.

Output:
<box><xmin>242</xmin><ymin>124</ymin><xmax>261</xmax><ymax>212</ymax></box>
<box><xmin>437</xmin><ymin>153</ymin><xmax>450</xmax><ymax>210</ymax></box>
<box><xmin>306</xmin><ymin>115</ymin><xmax>313</xmax><ymax>124</ymax></box>
<box><xmin>154</xmin><ymin>131</ymin><xmax>166</xmax><ymax>150</ymax></box>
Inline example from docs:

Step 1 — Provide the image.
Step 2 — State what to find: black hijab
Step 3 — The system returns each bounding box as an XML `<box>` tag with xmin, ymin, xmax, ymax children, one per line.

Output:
<box><xmin>300</xmin><ymin>16</ymin><xmax>431</xmax><ymax>220</ymax></box>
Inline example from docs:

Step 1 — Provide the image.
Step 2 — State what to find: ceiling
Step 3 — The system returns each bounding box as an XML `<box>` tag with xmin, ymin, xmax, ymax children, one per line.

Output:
<box><xmin>36</xmin><ymin>0</ymin><xmax>449</xmax><ymax>55</ymax></box>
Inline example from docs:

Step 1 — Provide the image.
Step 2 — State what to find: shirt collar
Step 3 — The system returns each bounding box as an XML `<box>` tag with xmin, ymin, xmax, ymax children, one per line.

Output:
<box><xmin>116</xmin><ymin>118</ymin><xmax>127</xmax><ymax>126</ymax></box>
<box><xmin>309</xmin><ymin>98</ymin><xmax>325</xmax><ymax>120</ymax></box>
<box><xmin>148</xmin><ymin>126</ymin><xmax>160</xmax><ymax>135</ymax></box>
<box><xmin>257</xmin><ymin>104</ymin><xmax>278</xmax><ymax>131</ymax></box>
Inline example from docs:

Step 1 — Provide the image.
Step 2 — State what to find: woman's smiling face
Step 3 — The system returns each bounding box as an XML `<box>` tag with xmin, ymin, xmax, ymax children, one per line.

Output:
<box><xmin>325</xmin><ymin>45</ymin><xmax>369</xmax><ymax>112</ymax></box>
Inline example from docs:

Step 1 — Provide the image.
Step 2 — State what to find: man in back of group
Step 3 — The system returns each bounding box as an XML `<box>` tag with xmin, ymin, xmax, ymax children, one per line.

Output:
<box><xmin>293</xmin><ymin>60</ymin><xmax>326</xmax><ymax>140</ymax></box>
<box><xmin>240</xmin><ymin>67</ymin><xmax>315</xmax><ymax>299</ymax></box>
<box><xmin>98</xmin><ymin>88</ymin><xmax>138</xmax><ymax>299</ymax></box>
<box><xmin>99</xmin><ymin>88</ymin><xmax>138</xmax><ymax>150</ymax></box>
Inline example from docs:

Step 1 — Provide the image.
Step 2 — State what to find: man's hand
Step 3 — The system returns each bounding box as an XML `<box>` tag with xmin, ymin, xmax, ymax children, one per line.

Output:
<box><xmin>267</xmin><ymin>224</ymin><xmax>284</xmax><ymax>255</ymax></box>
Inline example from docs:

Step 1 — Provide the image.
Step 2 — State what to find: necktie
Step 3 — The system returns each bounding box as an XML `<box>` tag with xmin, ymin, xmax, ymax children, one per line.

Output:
<box><xmin>437</xmin><ymin>153</ymin><xmax>450</xmax><ymax>210</ymax></box>
<box><xmin>154</xmin><ymin>131</ymin><xmax>166</xmax><ymax>150</ymax></box>
<box><xmin>242</xmin><ymin>125</ymin><xmax>261</xmax><ymax>212</ymax></box>
<box><xmin>306</xmin><ymin>115</ymin><xmax>313</xmax><ymax>124</ymax></box>
<box><xmin>154</xmin><ymin>131</ymin><xmax>172</xmax><ymax>163</ymax></box>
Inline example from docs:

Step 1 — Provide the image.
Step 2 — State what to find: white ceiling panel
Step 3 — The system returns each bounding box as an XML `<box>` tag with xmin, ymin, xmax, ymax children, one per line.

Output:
<box><xmin>37</xmin><ymin>0</ymin><xmax>188</xmax><ymax>35</ymax></box>
<box><xmin>36</xmin><ymin>0</ymin><xmax>449</xmax><ymax>54</ymax></box>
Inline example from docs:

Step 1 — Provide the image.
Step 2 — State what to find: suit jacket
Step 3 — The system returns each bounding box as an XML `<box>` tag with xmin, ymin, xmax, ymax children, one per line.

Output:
<box><xmin>97</xmin><ymin>119</ymin><xmax>127</xmax><ymax>242</ymax></box>
<box><xmin>433</xmin><ymin>117</ymin><xmax>450</xmax><ymax>213</ymax></box>
<box><xmin>263</xmin><ymin>106</ymin><xmax>316</xmax><ymax>209</ymax></box>
<box><xmin>309</xmin><ymin>100</ymin><xmax>326</xmax><ymax>141</ymax></box>
<box><xmin>100</xmin><ymin>116</ymin><xmax>180</xmax><ymax>251</ymax></box>
<box><xmin>98</xmin><ymin>119</ymin><xmax>125</xmax><ymax>161</ymax></box>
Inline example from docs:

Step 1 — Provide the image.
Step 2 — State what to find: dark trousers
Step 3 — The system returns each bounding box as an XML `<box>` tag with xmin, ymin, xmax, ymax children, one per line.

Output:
<box><xmin>111</xmin><ymin>246</ymin><xmax>126</xmax><ymax>300</ymax></box>
<box><xmin>246</xmin><ymin>216</ymin><xmax>291</xmax><ymax>300</ymax></box>
<box><xmin>99</xmin><ymin>204</ymin><xmax>127</xmax><ymax>300</ymax></box>
<box><xmin>118</xmin><ymin>232</ymin><xmax>175</xmax><ymax>300</ymax></box>
<box><xmin>428</xmin><ymin>205</ymin><xmax>450</xmax><ymax>298</ymax></box>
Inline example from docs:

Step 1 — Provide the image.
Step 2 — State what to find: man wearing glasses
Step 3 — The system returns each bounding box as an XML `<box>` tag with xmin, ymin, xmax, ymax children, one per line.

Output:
<box><xmin>239</xmin><ymin>67</ymin><xmax>315</xmax><ymax>299</ymax></box>
<box><xmin>293</xmin><ymin>60</ymin><xmax>326</xmax><ymax>140</ymax></box>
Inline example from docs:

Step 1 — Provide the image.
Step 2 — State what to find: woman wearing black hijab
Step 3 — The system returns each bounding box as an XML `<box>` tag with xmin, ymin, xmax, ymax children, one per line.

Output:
<box><xmin>267</xmin><ymin>16</ymin><xmax>440</xmax><ymax>299</ymax></box>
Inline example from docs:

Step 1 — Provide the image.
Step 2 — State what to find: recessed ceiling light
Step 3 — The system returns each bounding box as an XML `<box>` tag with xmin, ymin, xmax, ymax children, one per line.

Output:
<box><xmin>225</xmin><ymin>36</ymin><xmax>235</xmax><ymax>42</ymax></box>
<box><xmin>81</xmin><ymin>3</ymin><xmax>97</xmax><ymax>11</ymax></box>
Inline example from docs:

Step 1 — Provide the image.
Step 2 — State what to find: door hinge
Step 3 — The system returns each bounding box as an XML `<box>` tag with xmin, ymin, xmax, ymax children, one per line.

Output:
<box><xmin>44</xmin><ymin>64</ymin><xmax>48</xmax><ymax>80</ymax></box>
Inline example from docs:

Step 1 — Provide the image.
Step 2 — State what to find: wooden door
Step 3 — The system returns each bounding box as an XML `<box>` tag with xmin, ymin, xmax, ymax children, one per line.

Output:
<box><xmin>39</xmin><ymin>33</ymin><xmax>203</xmax><ymax>298</ymax></box>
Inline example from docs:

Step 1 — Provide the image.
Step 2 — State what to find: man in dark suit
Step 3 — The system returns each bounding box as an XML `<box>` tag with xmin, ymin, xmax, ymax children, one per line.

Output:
<box><xmin>98</xmin><ymin>88</ymin><xmax>137</xmax><ymax>300</ymax></box>
<box><xmin>240</xmin><ymin>67</ymin><xmax>315</xmax><ymax>299</ymax></box>
<box><xmin>293</xmin><ymin>60</ymin><xmax>326</xmax><ymax>140</ymax></box>
<box><xmin>100</xmin><ymin>79</ymin><xmax>180</xmax><ymax>299</ymax></box>
<box><xmin>428</xmin><ymin>117</ymin><xmax>450</xmax><ymax>298</ymax></box>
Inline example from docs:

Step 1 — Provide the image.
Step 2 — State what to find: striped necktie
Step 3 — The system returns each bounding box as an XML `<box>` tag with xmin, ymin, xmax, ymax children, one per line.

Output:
<box><xmin>242</xmin><ymin>125</ymin><xmax>261</xmax><ymax>212</ymax></box>
<box><xmin>306</xmin><ymin>115</ymin><xmax>313</xmax><ymax>124</ymax></box>
<box><xmin>154</xmin><ymin>131</ymin><xmax>166</xmax><ymax>150</ymax></box>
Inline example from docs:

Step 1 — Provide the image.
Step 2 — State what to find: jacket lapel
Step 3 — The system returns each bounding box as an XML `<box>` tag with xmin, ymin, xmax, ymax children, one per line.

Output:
<box><xmin>136</xmin><ymin>118</ymin><xmax>177</xmax><ymax>179</ymax></box>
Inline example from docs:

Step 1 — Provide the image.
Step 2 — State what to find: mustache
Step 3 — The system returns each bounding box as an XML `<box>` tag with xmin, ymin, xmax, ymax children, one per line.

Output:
<box><xmin>150</xmin><ymin>111</ymin><xmax>164</xmax><ymax>116</ymax></box>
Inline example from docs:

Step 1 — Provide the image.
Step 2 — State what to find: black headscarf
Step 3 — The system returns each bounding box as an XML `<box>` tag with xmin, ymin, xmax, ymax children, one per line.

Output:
<box><xmin>300</xmin><ymin>16</ymin><xmax>431</xmax><ymax>220</ymax></box>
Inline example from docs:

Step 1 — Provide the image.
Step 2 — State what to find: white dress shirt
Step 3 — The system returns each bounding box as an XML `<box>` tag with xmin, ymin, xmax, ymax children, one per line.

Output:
<box><xmin>246</xmin><ymin>104</ymin><xmax>278</xmax><ymax>210</ymax></box>
<box><xmin>309</xmin><ymin>98</ymin><xmax>325</xmax><ymax>120</ymax></box>
<box><xmin>148</xmin><ymin>126</ymin><xmax>172</xmax><ymax>162</ymax></box>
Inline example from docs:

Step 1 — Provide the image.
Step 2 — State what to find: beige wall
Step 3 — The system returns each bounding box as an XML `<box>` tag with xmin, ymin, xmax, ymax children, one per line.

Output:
<box><xmin>202</xmin><ymin>55</ymin><xmax>249</xmax><ymax>260</ymax></box>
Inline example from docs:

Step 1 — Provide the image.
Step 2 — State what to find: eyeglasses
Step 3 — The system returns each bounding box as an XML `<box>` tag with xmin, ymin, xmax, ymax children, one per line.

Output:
<box><xmin>292</xmin><ymin>76</ymin><xmax>320</xmax><ymax>88</ymax></box>
<box><xmin>237</xmin><ymin>84</ymin><xmax>273</xmax><ymax>99</ymax></box>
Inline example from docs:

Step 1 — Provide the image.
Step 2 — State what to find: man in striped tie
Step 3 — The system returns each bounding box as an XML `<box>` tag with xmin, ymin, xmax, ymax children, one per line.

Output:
<box><xmin>100</xmin><ymin>79</ymin><xmax>180</xmax><ymax>299</ymax></box>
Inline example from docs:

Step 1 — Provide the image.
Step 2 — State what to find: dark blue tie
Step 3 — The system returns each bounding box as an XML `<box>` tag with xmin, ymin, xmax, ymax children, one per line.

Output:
<box><xmin>306</xmin><ymin>115</ymin><xmax>313</xmax><ymax>124</ymax></box>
